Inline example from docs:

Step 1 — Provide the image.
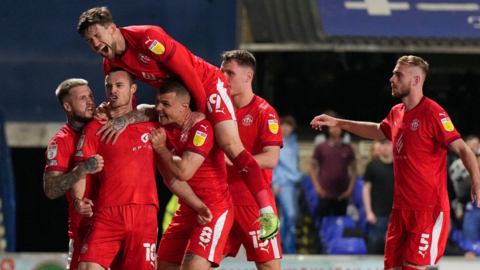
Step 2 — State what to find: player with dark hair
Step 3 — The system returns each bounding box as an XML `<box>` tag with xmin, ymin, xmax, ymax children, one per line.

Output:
<box><xmin>150</xmin><ymin>80</ymin><xmax>233</xmax><ymax>270</ymax></box>
<box><xmin>76</xmin><ymin>6</ymin><xmax>279</xmax><ymax>240</ymax></box>
<box><xmin>220</xmin><ymin>50</ymin><xmax>283</xmax><ymax>270</ymax></box>
<box><xmin>311</xmin><ymin>55</ymin><xmax>480</xmax><ymax>270</ymax></box>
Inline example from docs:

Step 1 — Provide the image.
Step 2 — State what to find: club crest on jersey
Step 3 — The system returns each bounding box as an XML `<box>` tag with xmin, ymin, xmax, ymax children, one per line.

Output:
<box><xmin>441</xmin><ymin>117</ymin><xmax>454</xmax><ymax>132</ymax></box>
<box><xmin>149</xmin><ymin>40</ymin><xmax>165</xmax><ymax>55</ymax></box>
<box><xmin>268</xmin><ymin>119</ymin><xmax>279</xmax><ymax>134</ymax></box>
<box><xmin>242</xmin><ymin>114</ymin><xmax>253</xmax><ymax>126</ymax></box>
<box><xmin>138</xmin><ymin>53</ymin><xmax>151</xmax><ymax>64</ymax></box>
<box><xmin>77</xmin><ymin>135</ymin><xmax>85</xmax><ymax>150</ymax></box>
<box><xmin>410</xmin><ymin>119</ymin><xmax>419</xmax><ymax>131</ymax></box>
<box><xmin>193</xmin><ymin>130</ymin><xmax>207</xmax><ymax>146</ymax></box>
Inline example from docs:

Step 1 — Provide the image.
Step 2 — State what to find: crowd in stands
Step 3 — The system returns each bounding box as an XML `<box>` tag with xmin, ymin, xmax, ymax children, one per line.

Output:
<box><xmin>271</xmin><ymin>112</ymin><xmax>480</xmax><ymax>256</ymax></box>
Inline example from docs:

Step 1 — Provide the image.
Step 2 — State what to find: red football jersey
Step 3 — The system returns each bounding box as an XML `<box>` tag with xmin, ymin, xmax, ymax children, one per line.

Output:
<box><xmin>164</xmin><ymin>119</ymin><xmax>231</xmax><ymax>211</ymax></box>
<box><xmin>227</xmin><ymin>95</ymin><xmax>283</xmax><ymax>205</ymax></box>
<box><xmin>74</xmin><ymin>121</ymin><xmax>160</xmax><ymax>210</ymax></box>
<box><xmin>380</xmin><ymin>97</ymin><xmax>461</xmax><ymax>211</ymax></box>
<box><xmin>44</xmin><ymin>123</ymin><xmax>94</xmax><ymax>236</ymax></box>
<box><xmin>103</xmin><ymin>25</ymin><xmax>225</xmax><ymax>114</ymax></box>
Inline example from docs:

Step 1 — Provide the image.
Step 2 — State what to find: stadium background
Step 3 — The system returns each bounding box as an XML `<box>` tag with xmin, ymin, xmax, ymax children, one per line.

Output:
<box><xmin>1</xmin><ymin>0</ymin><xmax>480</xmax><ymax>269</ymax></box>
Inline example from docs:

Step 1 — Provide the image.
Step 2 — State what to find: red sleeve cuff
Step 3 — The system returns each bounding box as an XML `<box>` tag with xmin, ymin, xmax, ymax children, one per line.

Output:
<box><xmin>380</xmin><ymin>124</ymin><xmax>390</xmax><ymax>141</ymax></box>
<box><xmin>74</xmin><ymin>156</ymin><xmax>88</xmax><ymax>162</ymax></box>
<box><xmin>441</xmin><ymin>135</ymin><xmax>462</xmax><ymax>149</ymax></box>
<box><xmin>44</xmin><ymin>166</ymin><xmax>68</xmax><ymax>173</ymax></box>
<box><xmin>185</xmin><ymin>147</ymin><xmax>208</xmax><ymax>158</ymax></box>
<box><xmin>261</xmin><ymin>141</ymin><xmax>284</xmax><ymax>148</ymax></box>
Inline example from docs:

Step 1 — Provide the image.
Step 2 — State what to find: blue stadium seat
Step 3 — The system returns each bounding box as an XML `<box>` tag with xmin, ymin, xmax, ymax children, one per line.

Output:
<box><xmin>459</xmin><ymin>240</ymin><xmax>480</xmax><ymax>256</ymax></box>
<box><xmin>352</xmin><ymin>177</ymin><xmax>364</xmax><ymax>209</ymax></box>
<box><xmin>357</xmin><ymin>206</ymin><xmax>369</xmax><ymax>233</ymax></box>
<box><xmin>320</xmin><ymin>216</ymin><xmax>356</xmax><ymax>238</ymax></box>
<box><xmin>328</xmin><ymin>237</ymin><xmax>367</xmax><ymax>255</ymax></box>
<box><xmin>451</xmin><ymin>229</ymin><xmax>464</xmax><ymax>243</ymax></box>
<box><xmin>301</xmin><ymin>176</ymin><xmax>318</xmax><ymax>217</ymax></box>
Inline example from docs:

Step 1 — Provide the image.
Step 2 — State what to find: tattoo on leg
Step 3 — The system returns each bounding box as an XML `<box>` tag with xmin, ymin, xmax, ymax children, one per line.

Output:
<box><xmin>183</xmin><ymin>253</ymin><xmax>196</xmax><ymax>264</ymax></box>
<box><xmin>85</xmin><ymin>157</ymin><xmax>99</xmax><ymax>172</ymax></box>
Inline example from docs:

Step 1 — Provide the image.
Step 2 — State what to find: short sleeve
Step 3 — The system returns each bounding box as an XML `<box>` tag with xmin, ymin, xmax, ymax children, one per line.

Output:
<box><xmin>380</xmin><ymin>110</ymin><xmax>393</xmax><ymax>141</ymax></box>
<box><xmin>426</xmin><ymin>109</ymin><xmax>461</xmax><ymax>148</ymax></box>
<box><xmin>184</xmin><ymin>121</ymin><xmax>215</xmax><ymax>158</ymax></box>
<box><xmin>142</xmin><ymin>27</ymin><xmax>178</xmax><ymax>64</ymax></box>
<box><xmin>363</xmin><ymin>161</ymin><xmax>375</xmax><ymax>184</ymax></box>
<box><xmin>73</xmin><ymin>123</ymin><xmax>100</xmax><ymax>162</ymax></box>
<box><xmin>44</xmin><ymin>136</ymin><xmax>73</xmax><ymax>173</ymax></box>
<box><xmin>258</xmin><ymin>107</ymin><xmax>283</xmax><ymax>148</ymax></box>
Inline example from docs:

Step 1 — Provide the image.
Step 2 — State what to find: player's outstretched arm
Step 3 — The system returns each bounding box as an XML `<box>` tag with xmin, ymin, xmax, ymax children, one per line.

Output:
<box><xmin>96</xmin><ymin>104</ymin><xmax>157</xmax><ymax>145</ymax></box>
<box><xmin>43</xmin><ymin>155</ymin><xmax>104</xmax><ymax>199</ymax></box>
<box><xmin>448</xmin><ymin>139</ymin><xmax>480</xmax><ymax>207</ymax></box>
<box><xmin>150</xmin><ymin>128</ymin><xmax>205</xmax><ymax>181</ymax></box>
<box><xmin>310</xmin><ymin>114</ymin><xmax>385</xmax><ymax>139</ymax></box>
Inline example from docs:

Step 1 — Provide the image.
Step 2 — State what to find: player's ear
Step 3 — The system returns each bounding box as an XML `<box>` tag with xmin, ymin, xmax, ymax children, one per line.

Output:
<box><xmin>109</xmin><ymin>23</ymin><xmax>117</xmax><ymax>34</ymax></box>
<box><xmin>63</xmin><ymin>102</ymin><xmax>72</xmax><ymax>112</ymax></box>
<box><xmin>246</xmin><ymin>70</ymin><xmax>253</xmax><ymax>83</ymax></box>
<box><xmin>130</xmin><ymin>83</ymin><xmax>137</xmax><ymax>94</ymax></box>
<box><xmin>412</xmin><ymin>75</ymin><xmax>421</xmax><ymax>86</ymax></box>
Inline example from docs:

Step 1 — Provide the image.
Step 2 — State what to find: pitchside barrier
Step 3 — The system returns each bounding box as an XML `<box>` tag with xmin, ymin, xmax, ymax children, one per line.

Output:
<box><xmin>0</xmin><ymin>254</ymin><xmax>479</xmax><ymax>270</ymax></box>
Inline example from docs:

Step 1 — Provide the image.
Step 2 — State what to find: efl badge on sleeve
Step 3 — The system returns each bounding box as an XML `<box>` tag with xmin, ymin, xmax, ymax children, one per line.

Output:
<box><xmin>441</xmin><ymin>117</ymin><xmax>454</xmax><ymax>132</ymax></box>
<box><xmin>47</xmin><ymin>143</ymin><xmax>58</xmax><ymax>160</ymax></box>
<box><xmin>193</xmin><ymin>131</ymin><xmax>207</xmax><ymax>146</ymax></box>
<box><xmin>268</xmin><ymin>119</ymin><xmax>279</xmax><ymax>134</ymax></box>
<box><xmin>149</xmin><ymin>40</ymin><xmax>165</xmax><ymax>55</ymax></box>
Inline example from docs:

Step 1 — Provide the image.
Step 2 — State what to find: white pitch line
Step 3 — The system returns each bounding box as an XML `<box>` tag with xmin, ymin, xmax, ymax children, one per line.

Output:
<box><xmin>416</xmin><ymin>3</ymin><xmax>479</xmax><ymax>11</ymax></box>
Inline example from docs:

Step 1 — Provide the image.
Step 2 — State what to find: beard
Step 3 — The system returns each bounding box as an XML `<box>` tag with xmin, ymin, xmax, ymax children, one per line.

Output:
<box><xmin>73</xmin><ymin>109</ymin><xmax>94</xmax><ymax>123</ymax></box>
<box><xmin>392</xmin><ymin>84</ymin><xmax>411</xmax><ymax>99</ymax></box>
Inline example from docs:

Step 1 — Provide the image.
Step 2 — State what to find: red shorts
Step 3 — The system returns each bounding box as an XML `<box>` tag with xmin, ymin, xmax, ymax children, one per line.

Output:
<box><xmin>157</xmin><ymin>206</ymin><xmax>234</xmax><ymax>267</ymax></box>
<box><xmin>223</xmin><ymin>205</ymin><xmax>282</xmax><ymax>262</ymax></box>
<box><xmin>79</xmin><ymin>204</ymin><xmax>158</xmax><ymax>270</ymax></box>
<box><xmin>204</xmin><ymin>73</ymin><xmax>236</xmax><ymax>125</ymax></box>
<box><xmin>67</xmin><ymin>226</ymin><xmax>89</xmax><ymax>270</ymax></box>
<box><xmin>385</xmin><ymin>209</ymin><xmax>449</xmax><ymax>268</ymax></box>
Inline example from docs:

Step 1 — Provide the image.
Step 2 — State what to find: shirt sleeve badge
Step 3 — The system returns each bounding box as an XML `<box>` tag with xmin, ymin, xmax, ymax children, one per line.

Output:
<box><xmin>268</xmin><ymin>119</ymin><xmax>279</xmax><ymax>134</ymax></box>
<box><xmin>441</xmin><ymin>117</ymin><xmax>454</xmax><ymax>132</ymax></box>
<box><xmin>47</xmin><ymin>143</ymin><xmax>58</xmax><ymax>159</ymax></box>
<box><xmin>193</xmin><ymin>130</ymin><xmax>207</xmax><ymax>146</ymax></box>
<box><xmin>149</xmin><ymin>40</ymin><xmax>165</xmax><ymax>55</ymax></box>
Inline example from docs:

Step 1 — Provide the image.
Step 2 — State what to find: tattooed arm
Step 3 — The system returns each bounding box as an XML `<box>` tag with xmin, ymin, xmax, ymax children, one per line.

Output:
<box><xmin>43</xmin><ymin>155</ymin><xmax>104</xmax><ymax>200</ymax></box>
<box><xmin>96</xmin><ymin>104</ymin><xmax>157</xmax><ymax>145</ymax></box>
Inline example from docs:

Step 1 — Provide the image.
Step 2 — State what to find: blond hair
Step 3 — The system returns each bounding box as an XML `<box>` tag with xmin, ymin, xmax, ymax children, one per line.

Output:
<box><xmin>55</xmin><ymin>78</ymin><xmax>88</xmax><ymax>105</ymax></box>
<box><xmin>397</xmin><ymin>55</ymin><xmax>429</xmax><ymax>75</ymax></box>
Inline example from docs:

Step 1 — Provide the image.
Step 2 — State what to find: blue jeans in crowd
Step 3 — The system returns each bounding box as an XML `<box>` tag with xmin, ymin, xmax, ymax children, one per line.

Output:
<box><xmin>463</xmin><ymin>202</ymin><xmax>480</xmax><ymax>241</ymax></box>
<box><xmin>276</xmin><ymin>185</ymin><xmax>299</xmax><ymax>254</ymax></box>
<box><xmin>367</xmin><ymin>215</ymin><xmax>390</xmax><ymax>254</ymax></box>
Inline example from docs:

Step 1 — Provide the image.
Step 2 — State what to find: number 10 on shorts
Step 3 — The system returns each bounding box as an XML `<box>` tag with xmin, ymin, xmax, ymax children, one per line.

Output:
<box><xmin>144</xmin><ymin>243</ymin><xmax>156</xmax><ymax>262</ymax></box>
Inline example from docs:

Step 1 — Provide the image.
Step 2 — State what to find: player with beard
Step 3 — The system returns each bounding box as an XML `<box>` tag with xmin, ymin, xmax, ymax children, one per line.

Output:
<box><xmin>76</xmin><ymin>7</ymin><xmax>279</xmax><ymax>240</ymax></box>
<box><xmin>310</xmin><ymin>55</ymin><xmax>480</xmax><ymax>270</ymax></box>
<box><xmin>44</xmin><ymin>78</ymin><xmax>104</xmax><ymax>270</ymax></box>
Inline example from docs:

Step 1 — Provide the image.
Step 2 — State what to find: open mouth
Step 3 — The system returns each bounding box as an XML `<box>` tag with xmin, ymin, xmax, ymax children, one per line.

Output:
<box><xmin>97</xmin><ymin>45</ymin><xmax>109</xmax><ymax>55</ymax></box>
<box><xmin>110</xmin><ymin>95</ymin><xmax>118</xmax><ymax>102</ymax></box>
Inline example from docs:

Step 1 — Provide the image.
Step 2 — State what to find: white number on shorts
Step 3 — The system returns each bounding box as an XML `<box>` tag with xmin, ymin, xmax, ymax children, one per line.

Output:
<box><xmin>207</xmin><ymin>94</ymin><xmax>222</xmax><ymax>113</ymax></box>
<box><xmin>418</xmin><ymin>234</ymin><xmax>430</xmax><ymax>258</ymax></box>
<box><xmin>199</xmin><ymin>227</ymin><xmax>213</xmax><ymax>251</ymax></box>
<box><xmin>143</xmin><ymin>243</ymin><xmax>156</xmax><ymax>262</ymax></box>
<box><xmin>249</xmin><ymin>230</ymin><xmax>270</xmax><ymax>252</ymax></box>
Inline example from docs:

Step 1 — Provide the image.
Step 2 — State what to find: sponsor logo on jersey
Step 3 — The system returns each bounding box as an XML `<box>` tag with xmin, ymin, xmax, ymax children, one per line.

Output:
<box><xmin>138</xmin><ymin>53</ymin><xmax>151</xmax><ymax>64</ymax></box>
<box><xmin>242</xmin><ymin>114</ymin><xmax>253</xmax><ymax>126</ymax></box>
<box><xmin>193</xmin><ymin>131</ymin><xmax>207</xmax><ymax>146</ymax></box>
<box><xmin>410</xmin><ymin>119</ymin><xmax>420</xmax><ymax>131</ymax></box>
<box><xmin>141</xmin><ymin>133</ymin><xmax>150</xmax><ymax>143</ymax></box>
<box><xmin>441</xmin><ymin>117</ymin><xmax>454</xmax><ymax>132</ymax></box>
<box><xmin>47</xmin><ymin>143</ymin><xmax>58</xmax><ymax>159</ymax></box>
<box><xmin>268</xmin><ymin>119</ymin><xmax>279</xmax><ymax>134</ymax></box>
<box><xmin>47</xmin><ymin>160</ymin><xmax>58</xmax><ymax>166</ymax></box>
<box><xmin>149</xmin><ymin>40</ymin><xmax>165</xmax><ymax>55</ymax></box>
<box><xmin>77</xmin><ymin>135</ymin><xmax>85</xmax><ymax>150</ymax></box>
<box><xmin>145</xmin><ymin>36</ymin><xmax>153</xmax><ymax>45</ymax></box>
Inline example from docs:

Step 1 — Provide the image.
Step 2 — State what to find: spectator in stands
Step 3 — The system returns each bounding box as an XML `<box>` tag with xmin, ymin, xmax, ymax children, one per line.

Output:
<box><xmin>313</xmin><ymin>110</ymin><xmax>350</xmax><ymax>146</ymax></box>
<box><xmin>272</xmin><ymin>115</ymin><xmax>303</xmax><ymax>254</ymax></box>
<box><xmin>362</xmin><ymin>138</ymin><xmax>395</xmax><ymax>254</ymax></box>
<box><xmin>370</xmin><ymin>140</ymin><xmax>381</xmax><ymax>160</ymax></box>
<box><xmin>309</xmin><ymin>120</ymin><xmax>357</xmax><ymax>223</ymax></box>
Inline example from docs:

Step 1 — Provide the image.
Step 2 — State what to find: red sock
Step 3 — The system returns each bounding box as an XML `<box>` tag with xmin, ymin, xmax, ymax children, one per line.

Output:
<box><xmin>232</xmin><ymin>150</ymin><xmax>271</xmax><ymax>209</ymax></box>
